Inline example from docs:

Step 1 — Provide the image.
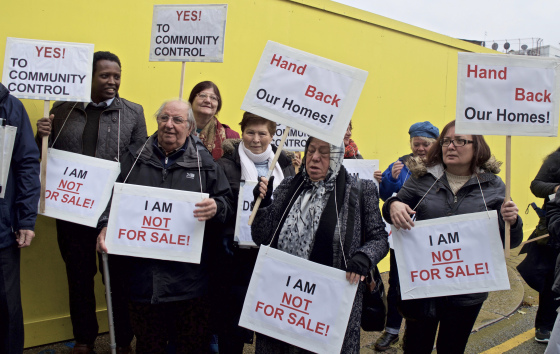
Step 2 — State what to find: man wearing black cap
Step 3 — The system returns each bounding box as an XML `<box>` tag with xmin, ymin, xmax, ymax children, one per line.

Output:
<box><xmin>36</xmin><ymin>51</ymin><xmax>147</xmax><ymax>354</ymax></box>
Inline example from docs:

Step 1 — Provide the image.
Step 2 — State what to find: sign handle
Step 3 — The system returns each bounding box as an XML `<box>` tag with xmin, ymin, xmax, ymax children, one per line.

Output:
<box><xmin>179</xmin><ymin>62</ymin><xmax>186</xmax><ymax>98</ymax></box>
<box><xmin>520</xmin><ymin>233</ymin><xmax>549</xmax><ymax>246</ymax></box>
<box><xmin>102</xmin><ymin>253</ymin><xmax>117</xmax><ymax>354</ymax></box>
<box><xmin>248</xmin><ymin>127</ymin><xmax>291</xmax><ymax>225</ymax></box>
<box><xmin>39</xmin><ymin>100</ymin><xmax>50</xmax><ymax>213</ymax></box>
<box><xmin>504</xmin><ymin>135</ymin><xmax>511</xmax><ymax>258</ymax></box>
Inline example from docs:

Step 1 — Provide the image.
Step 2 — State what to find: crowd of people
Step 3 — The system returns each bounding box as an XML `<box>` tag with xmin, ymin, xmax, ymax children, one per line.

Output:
<box><xmin>8</xmin><ymin>49</ymin><xmax>560</xmax><ymax>354</ymax></box>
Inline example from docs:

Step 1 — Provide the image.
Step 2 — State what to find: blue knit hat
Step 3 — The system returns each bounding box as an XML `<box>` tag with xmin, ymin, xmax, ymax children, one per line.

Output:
<box><xmin>408</xmin><ymin>121</ymin><xmax>439</xmax><ymax>139</ymax></box>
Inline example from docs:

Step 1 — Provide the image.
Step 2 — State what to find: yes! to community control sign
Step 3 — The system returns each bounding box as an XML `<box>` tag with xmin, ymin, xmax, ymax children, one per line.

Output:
<box><xmin>2</xmin><ymin>38</ymin><xmax>93</xmax><ymax>102</ymax></box>
<box><xmin>456</xmin><ymin>53</ymin><xmax>560</xmax><ymax>136</ymax></box>
<box><xmin>149</xmin><ymin>4</ymin><xmax>227</xmax><ymax>62</ymax></box>
<box><xmin>242</xmin><ymin>41</ymin><xmax>367</xmax><ymax>146</ymax></box>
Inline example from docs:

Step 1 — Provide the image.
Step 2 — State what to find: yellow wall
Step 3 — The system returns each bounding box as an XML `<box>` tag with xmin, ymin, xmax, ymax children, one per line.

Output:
<box><xmin>1</xmin><ymin>0</ymin><xmax>556</xmax><ymax>347</ymax></box>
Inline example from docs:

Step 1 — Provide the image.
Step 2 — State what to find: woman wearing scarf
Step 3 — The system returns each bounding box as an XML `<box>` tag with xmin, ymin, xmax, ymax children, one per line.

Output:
<box><xmin>215</xmin><ymin>112</ymin><xmax>295</xmax><ymax>353</ymax></box>
<box><xmin>188</xmin><ymin>81</ymin><xmax>239</xmax><ymax>159</ymax></box>
<box><xmin>383</xmin><ymin>120</ymin><xmax>522</xmax><ymax>353</ymax></box>
<box><xmin>344</xmin><ymin>121</ymin><xmax>363</xmax><ymax>159</ymax></box>
<box><xmin>251</xmin><ymin>136</ymin><xmax>389</xmax><ymax>353</ymax></box>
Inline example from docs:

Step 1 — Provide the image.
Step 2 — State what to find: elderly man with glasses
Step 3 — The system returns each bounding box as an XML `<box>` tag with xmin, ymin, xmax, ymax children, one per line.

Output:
<box><xmin>97</xmin><ymin>99</ymin><xmax>234</xmax><ymax>353</ymax></box>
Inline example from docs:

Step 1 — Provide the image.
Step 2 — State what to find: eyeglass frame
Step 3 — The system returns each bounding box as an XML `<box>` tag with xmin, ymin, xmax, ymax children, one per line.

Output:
<box><xmin>196</xmin><ymin>92</ymin><xmax>220</xmax><ymax>102</ymax></box>
<box><xmin>157</xmin><ymin>115</ymin><xmax>188</xmax><ymax>125</ymax></box>
<box><xmin>439</xmin><ymin>138</ymin><xmax>474</xmax><ymax>147</ymax></box>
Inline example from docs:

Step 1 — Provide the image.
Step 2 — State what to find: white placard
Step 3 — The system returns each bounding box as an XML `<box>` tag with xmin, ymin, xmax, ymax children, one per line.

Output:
<box><xmin>343</xmin><ymin>159</ymin><xmax>379</xmax><ymax>187</ymax></box>
<box><xmin>149</xmin><ymin>4</ymin><xmax>228</xmax><ymax>62</ymax></box>
<box><xmin>273</xmin><ymin>123</ymin><xmax>308</xmax><ymax>151</ymax></box>
<box><xmin>239</xmin><ymin>246</ymin><xmax>357</xmax><ymax>353</ymax></box>
<box><xmin>392</xmin><ymin>210</ymin><xmax>509</xmax><ymax>300</ymax></box>
<box><xmin>241</xmin><ymin>41</ymin><xmax>368</xmax><ymax>146</ymax></box>
<box><xmin>105</xmin><ymin>183</ymin><xmax>208</xmax><ymax>264</ymax></box>
<box><xmin>0</xmin><ymin>124</ymin><xmax>17</xmax><ymax>198</ymax></box>
<box><xmin>40</xmin><ymin>149</ymin><xmax>120</xmax><ymax>227</ymax></box>
<box><xmin>2</xmin><ymin>38</ymin><xmax>94</xmax><ymax>102</ymax></box>
<box><xmin>456</xmin><ymin>53</ymin><xmax>560</xmax><ymax>136</ymax></box>
<box><xmin>234</xmin><ymin>180</ymin><xmax>258</xmax><ymax>247</ymax></box>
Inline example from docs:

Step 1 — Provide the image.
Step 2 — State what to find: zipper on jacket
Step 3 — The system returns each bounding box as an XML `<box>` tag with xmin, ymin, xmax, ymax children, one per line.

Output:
<box><xmin>454</xmin><ymin>195</ymin><xmax>457</xmax><ymax>203</ymax></box>
<box><xmin>162</xmin><ymin>168</ymin><xmax>168</xmax><ymax>182</ymax></box>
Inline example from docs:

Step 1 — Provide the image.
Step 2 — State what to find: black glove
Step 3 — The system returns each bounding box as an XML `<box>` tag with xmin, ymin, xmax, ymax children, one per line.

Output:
<box><xmin>346</xmin><ymin>252</ymin><xmax>371</xmax><ymax>276</ymax></box>
<box><xmin>252</xmin><ymin>176</ymin><xmax>274</xmax><ymax>208</ymax></box>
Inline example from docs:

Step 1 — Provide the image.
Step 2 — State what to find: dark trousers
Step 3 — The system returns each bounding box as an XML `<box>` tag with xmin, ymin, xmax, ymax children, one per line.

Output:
<box><xmin>536</xmin><ymin>268</ymin><xmax>560</xmax><ymax>331</ymax></box>
<box><xmin>402</xmin><ymin>301</ymin><xmax>483</xmax><ymax>354</ymax></box>
<box><xmin>129</xmin><ymin>297</ymin><xmax>211</xmax><ymax>354</ymax></box>
<box><xmin>56</xmin><ymin>220</ymin><xmax>133</xmax><ymax>346</ymax></box>
<box><xmin>386</xmin><ymin>250</ymin><xmax>404</xmax><ymax>331</ymax></box>
<box><xmin>0</xmin><ymin>244</ymin><xmax>24</xmax><ymax>354</ymax></box>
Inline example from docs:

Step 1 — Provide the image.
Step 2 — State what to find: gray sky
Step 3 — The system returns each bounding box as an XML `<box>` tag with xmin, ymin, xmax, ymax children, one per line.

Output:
<box><xmin>333</xmin><ymin>0</ymin><xmax>560</xmax><ymax>51</ymax></box>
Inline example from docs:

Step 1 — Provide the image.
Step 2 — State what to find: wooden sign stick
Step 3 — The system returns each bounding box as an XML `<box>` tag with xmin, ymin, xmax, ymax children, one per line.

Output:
<box><xmin>520</xmin><ymin>234</ymin><xmax>549</xmax><ymax>246</ymax></box>
<box><xmin>179</xmin><ymin>62</ymin><xmax>186</xmax><ymax>98</ymax></box>
<box><xmin>248</xmin><ymin>127</ymin><xmax>291</xmax><ymax>225</ymax></box>
<box><xmin>504</xmin><ymin>135</ymin><xmax>511</xmax><ymax>258</ymax></box>
<box><xmin>39</xmin><ymin>100</ymin><xmax>50</xmax><ymax>213</ymax></box>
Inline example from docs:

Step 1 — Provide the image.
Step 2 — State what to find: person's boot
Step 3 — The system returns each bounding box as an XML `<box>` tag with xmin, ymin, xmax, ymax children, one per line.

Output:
<box><xmin>535</xmin><ymin>328</ymin><xmax>551</xmax><ymax>343</ymax></box>
<box><xmin>374</xmin><ymin>331</ymin><xmax>399</xmax><ymax>351</ymax></box>
<box><xmin>71</xmin><ymin>343</ymin><xmax>94</xmax><ymax>354</ymax></box>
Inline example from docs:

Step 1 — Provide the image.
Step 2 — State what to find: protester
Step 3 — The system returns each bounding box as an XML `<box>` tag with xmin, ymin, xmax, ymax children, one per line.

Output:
<box><xmin>382</xmin><ymin>120</ymin><xmax>523</xmax><ymax>353</ymax></box>
<box><xmin>215</xmin><ymin>112</ymin><xmax>295</xmax><ymax>353</ymax></box>
<box><xmin>518</xmin><ymin>146</ymin><xmax>560</xmax><ymax>343</ymax></box>
<box><xmin>96</xmin><ymin>99</ymin><xmax>233</xmax><ymax>353</ymax></box>
<box><xmin>373</xmin><ymin>120</ymin><xmax>439</xmax><ymax>351</ymax></box>
<box><xmin>35</xmin><ymin>51</ymin><xmax>147</xmax><ymax>354</ymax></box>
<box><xmin>344</xmin><ymin>121</ymin><xmax>363</xmax><ymax>159</ymax></box>
<box><xmin>289</xmin><ymin>151</ymin><xmax>302</xmax><ymax>174</ymax></box>
<box><xmin>251</xmin><ymin>136</ymin><xmax>389</xmax><ymax>353</ymax></box>
<box><xmin>0</xmin><ymin>82</ymin><xmax>41</xmax><ymax>354</ymax></box>
<box><xmin>544</xmin><ymin>188</ymin><xmax>560</xmax><ymax>353</ymax></box>
<box><xmin>188</xmin><ymin>81</ymin><xmax>240</xmax><ymax>159</ymax></box>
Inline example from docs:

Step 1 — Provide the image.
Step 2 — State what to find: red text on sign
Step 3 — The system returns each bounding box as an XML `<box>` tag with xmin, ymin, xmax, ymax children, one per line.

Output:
<box><xmin>36</xmin><ymin>46</ymin><xmax>66</xmax><ymax>59</ymax></box>
<box><xmin>269</xmin><ymin>54</ymin><xmax>307</xmax><ymax>75</ymax></box>
<box><xmin>304</xmin><ymin>85</ymin><xmax>341</xmax><ymax>107</ymax></box>
<box><xmin>176</xmin><ymin>10</ymin><xmax>201</xmax><ymax>21</ymax></box>
<box><xmin>58</xmin><ymin>179</ymin><xmax>83</xmax><ymax>193</ymax></box>
<box><xmin>142</xmin><ymin>216</ymin><xmax>171</xmax><ymax>229</ymax></box>
<box><xmin>466</xmin><ymin>65</ymin><xmax>507</xmax><ymax>80</ymax></box>
<box><xmin>515</xmin><ymin>88</ymin><xmax>551</xmax><ymax>103</ymax></box>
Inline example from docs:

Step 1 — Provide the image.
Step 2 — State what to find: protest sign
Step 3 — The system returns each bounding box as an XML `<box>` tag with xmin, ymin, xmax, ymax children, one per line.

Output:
<box><xmin>40</xmin><ymin>149</ymin><xmax>120</xmax><ymax>227</ymax></box>
<box><xmin>241</xmin><ymin>41</ymin><xmax>368</xmax><ymax>146</ymax></box>
<box><xmin>342</xmin><ymin>159</ymin><xmax>379</xmax><ymax>187</ymax></box>
<box><xmin>0</xmin><ymin>122</ymin><xmax>17</xmax><ymax>198</ymax></box>
<box><xmin>105</xmin><ymin>183</ymin><xmax>208</xmax><ymax>263</ymax></box>
<box><xmin>392</xmin><ymin>210</ymin><xmax>509</xmax><ymax>300</ymax></box>
<box><xmin>273</xmin><ymin>123</ymin><xmax>308</xmax><ymax>151</ymax></box>
<box><xmin>456</xmin><ymin>53</ymin><xmax>560</xmax><ymax>137</ymax></box>
<box><xmin>234</xmin><ymin>181</ymin><xmax>258</xmax><ymax>247</ymax></box>
<box><xmin>149</xmin><ymin>4</ymin><xmax>228</xmax><ymax>62</ymax></box>
<box><xmin>239</xmin><ymin>246</ymin><xmax>357</xmax><ymax>353</ymax></box>
<box><xmin>2</xmin><ymin>38</ymin><xmax>93</xmax><ymax>102</ymax></box>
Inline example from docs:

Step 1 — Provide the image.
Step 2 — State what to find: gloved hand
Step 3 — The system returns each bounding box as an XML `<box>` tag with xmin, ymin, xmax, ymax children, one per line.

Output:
<box><xmin>346</xmin><ymin>252</ymin><xmax>371</xmax><ymax>277</ymax></box>
<box><xmin>252</xmin><ymin>176</ymin><xmax>274</xmax><ymax>208</ymax></box>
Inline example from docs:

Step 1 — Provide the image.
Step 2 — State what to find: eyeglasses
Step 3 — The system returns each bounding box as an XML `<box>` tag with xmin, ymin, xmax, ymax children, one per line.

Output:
<box><xmin>158</xmin><ymin>115</ymin><xmax>187</xmax><ymax>124</ymax></box>
<box><xmin>440</xmin><ymin>138</ymin><xmax>473</xmax><ymax>147</ymax></box>
<box><xmin>196</xmin><ymin>93</ymin><xmax>220</xmax><ymax>102</ymax></box>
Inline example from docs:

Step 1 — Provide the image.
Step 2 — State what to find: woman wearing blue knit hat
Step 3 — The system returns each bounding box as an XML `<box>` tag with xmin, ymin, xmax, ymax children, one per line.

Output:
<box><xmin>373</xmin><ymin>121</ymin><xmax>439</xmax><ymax>352</ymax></box>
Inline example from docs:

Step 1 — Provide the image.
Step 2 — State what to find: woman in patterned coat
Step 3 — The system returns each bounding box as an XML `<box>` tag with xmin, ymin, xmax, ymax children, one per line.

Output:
<box><xmin>251</xmin><ymin>136</ymin><xmax>389</xmax><ymax>353</ymax></box>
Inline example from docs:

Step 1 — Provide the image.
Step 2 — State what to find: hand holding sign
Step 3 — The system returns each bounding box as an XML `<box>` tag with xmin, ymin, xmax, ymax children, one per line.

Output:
<box><xmin>97</xmin><ymin>227</ymin><xmax>108</xmax><ymax>253</ymax></box>
<box><xmin>501</xmin><ymin>200</ymin><xmax>519</xmax><ymax>224</ymax></box>
<box><xmin>36</xmin><ymin>115</ymin><xmax>54</xmax><ymax>138</ymax></box>
<box><xmin>390</xmin><ymin>201</ymin><xmax>416</xmax><ymax>230</ymax></box>
<box><xmin>193</xmin><ymin>198</ymin><xmax>217</xmax><ymax>221</ymax></box>
<box><xmin>392</xmin><ymin>160</ymin><xmax>404</xmax><ymax>179</ymax></box>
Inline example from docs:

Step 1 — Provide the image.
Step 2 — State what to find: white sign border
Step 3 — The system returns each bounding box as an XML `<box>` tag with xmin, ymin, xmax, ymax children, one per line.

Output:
<box><xmin>241</xmin><ymin>41</ymin><xmax>368</xmax><ymax>146</ymax></box>
<box><xmin>393</xmin><ymin>210</ymin><xmax>510</xmax><ymax>300</ymax></box>
<box><xmin>105</xmin><ymin>182</ymin><xmax>209</xmax><ymax>264</ymax></box>
<box><xmin>456</xmin><ymin>52</ymin><xmax>560</xmax><ymax>137</ymax></box>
